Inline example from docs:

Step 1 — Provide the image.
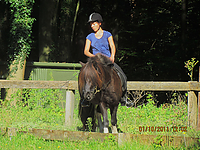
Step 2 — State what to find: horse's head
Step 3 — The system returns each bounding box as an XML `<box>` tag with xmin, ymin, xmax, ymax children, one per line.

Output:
<box><xmin>78</xmin><ymin>53</ymin><xmax>113</xmax><ymax>102</ymax></box>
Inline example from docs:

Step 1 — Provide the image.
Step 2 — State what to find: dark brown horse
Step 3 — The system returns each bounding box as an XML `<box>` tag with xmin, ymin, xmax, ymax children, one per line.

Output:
<box><xmin>78</xmin><ymin>53</ymin><xmax>122</xmax><ymax>133</ymax></box>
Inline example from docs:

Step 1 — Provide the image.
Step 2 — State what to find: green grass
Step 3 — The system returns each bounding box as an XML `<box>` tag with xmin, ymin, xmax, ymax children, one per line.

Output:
<box><xmin>0</xmin><ymin>132</ymin><xmax>147</xmax><ymax>150</ymax></box>
<box><xmin>0</xmin><ymin>89</ymin><xmax>200</xmax><ymax>149</ymax></box>
<box><xmin>117</xmin><ymin>98</ymin><xmax>189</xmax><ymax>137</ymax></box>
<box><xmin>1</xmin><ymin>132</ymin><xmax>197</xmax><ymax>150</ymax></box>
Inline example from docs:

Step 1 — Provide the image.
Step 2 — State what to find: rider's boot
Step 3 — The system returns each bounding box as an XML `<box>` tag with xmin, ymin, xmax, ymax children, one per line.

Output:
<box><xmin>120</xmin><ymin>91</ymin><xmax>133</xmax><ymax>107</ymax></box>
<box><xmin>120</xmin><ymin>90</ymin><xmax>128</xmax><ymax>106</ymax></box>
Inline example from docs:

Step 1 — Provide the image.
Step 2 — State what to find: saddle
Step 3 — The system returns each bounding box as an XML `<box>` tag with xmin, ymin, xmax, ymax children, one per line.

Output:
<box><xmin>112</xmin><ymin>63</ymin><xmax>127</xmax><ymax>93</ymax></box>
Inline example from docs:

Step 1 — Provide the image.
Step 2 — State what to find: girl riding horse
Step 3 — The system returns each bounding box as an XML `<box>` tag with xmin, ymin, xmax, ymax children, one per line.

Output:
<box><xmin>83</xmin><ymin>12</ymin><xmax>128</xmax><ymax>107</ymax></box>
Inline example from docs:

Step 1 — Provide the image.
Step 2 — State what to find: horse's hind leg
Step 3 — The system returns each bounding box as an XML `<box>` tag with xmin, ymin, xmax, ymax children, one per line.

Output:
<box><xmin>110</xmin><ymin>106</ymin><xmax>118</xmax><ymax>133</ymax></box>
<box><xmin>96</xmin><ymin>112</ymin><xmax>103</xmax><ymax>133</ymax></box>
<box><xmin>99</xmin><ymin>102</ymin><xmax>109</xmax><ymax>133</ymax></box>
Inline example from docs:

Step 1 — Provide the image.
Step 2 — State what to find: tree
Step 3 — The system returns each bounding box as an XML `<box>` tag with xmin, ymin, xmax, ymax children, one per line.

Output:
<box><xmin>1</xmin><ymin>0</ymin><xmax>199</xmax><ymax>82</ymax></box>
<box><xmin>38</xmin><ymin>0</ymin><xmax>59</xmax><ymax>62</ymax></box>
<box><xmin>181</xmin><ymin>0</ymin><xmax>188</xmax><ymax>58</ymax></box>
<box><xmin>4</xmin><ymin>0</ymin><xmax>35</xmax><ymax>102</ymax></box>
<box><xmin>0</xmin><ymin>1</ymin><xmax>9</xmax><ymax>62</ymax></box>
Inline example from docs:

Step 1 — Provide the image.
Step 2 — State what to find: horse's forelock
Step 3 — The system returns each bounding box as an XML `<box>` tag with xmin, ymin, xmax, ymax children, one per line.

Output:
<box><xmin>79</xmin><ymin>54</ymin><xmax>113</xmax><ymax>91</ymax></box>
<box><xmin>82</xmin><ymin>61</ymin><xmax>103</xmax><ymax>88</ymax></box>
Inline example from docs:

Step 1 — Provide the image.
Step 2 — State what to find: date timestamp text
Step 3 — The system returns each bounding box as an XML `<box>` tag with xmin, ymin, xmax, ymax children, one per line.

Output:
<box><xmin>139</xmin><ymin>126</ymin><xmax>187</xmax><ymax>132</ymax></box>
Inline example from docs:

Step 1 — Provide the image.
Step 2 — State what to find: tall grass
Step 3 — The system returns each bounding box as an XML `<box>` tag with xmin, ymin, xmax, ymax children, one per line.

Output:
<box><xmin>117</xmin><ymin>94</ymin><xmax>189</xmax><ymax>136</ymax></box>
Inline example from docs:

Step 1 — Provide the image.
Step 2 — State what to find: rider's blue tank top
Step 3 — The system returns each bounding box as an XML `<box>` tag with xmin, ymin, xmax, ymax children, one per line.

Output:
<box><xmin>86</xmin><ymin>30</ymin><xmax>112</xmax><ymax>57</ymax></box>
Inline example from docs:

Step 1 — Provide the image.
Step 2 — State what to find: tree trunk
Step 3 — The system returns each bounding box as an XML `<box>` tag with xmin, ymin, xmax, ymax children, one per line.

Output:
<box><xmin>6</xmin><ymin>58</ymin><xmax>26</xmax><ymax>105</ymax></box>
<box><xmin>181</xmin><ymin>0</ymin><xmax>188</xmax><ymax>58</ymax></box>
<box><xmin>39</xmin><ymin>0</ymin><xmax>59</xmax><ymax>62</ymax></box>
<box><xmin>71</xmin><ymin>0</ymin><xmax>80</xmax><ymax>44</ymax></box>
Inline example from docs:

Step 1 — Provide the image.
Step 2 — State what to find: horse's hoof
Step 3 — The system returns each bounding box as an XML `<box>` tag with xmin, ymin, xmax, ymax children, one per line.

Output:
<box><xmin>112</xmin><ymin>125</ymin><xmax>118</xmax><ymax>133</ymax></box>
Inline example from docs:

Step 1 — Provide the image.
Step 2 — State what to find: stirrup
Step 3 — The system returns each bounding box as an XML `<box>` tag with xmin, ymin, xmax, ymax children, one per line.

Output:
<box><xmin>120</xmin><ymin>93</ymin><xmax>133</xmax><ymax>107</ymax></box>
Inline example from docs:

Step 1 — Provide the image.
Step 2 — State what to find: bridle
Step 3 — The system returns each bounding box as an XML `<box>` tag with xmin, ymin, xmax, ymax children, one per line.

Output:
<box><xmin>83</xmin><ymin>59</ymin><xmax>112</xmax><ymax>101</ymax></box>
<box><xmin>93</xmin><ymin>79</ymin><xmax>111</xmax><ymax>95</ymax></box>
<box><xmin>93</xmin><ymin>65</ymin><xmax>112</xmax><ymax>96</ymax></box>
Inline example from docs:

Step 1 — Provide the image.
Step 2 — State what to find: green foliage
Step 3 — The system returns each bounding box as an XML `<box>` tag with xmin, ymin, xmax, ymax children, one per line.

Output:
<box><xmin>10</xmin><ymin>88</ymin><xmax>64</xmax><ymax>113</ymax></box>
<box><xmin>103</xmin><ymin>134</ymin><xmax>117</xmax><ymax>147</ymax></box>
<box><xmin>184</xmin><ymin>58</ymin><xmax>199</xmax><ymax>81</ymax></box>
<box><xmin>0</xmin><ymin>90</ymin><xmax>198</xmax><ymax>148</ymax></box>
<box><xmin>114</xmin><ymin>0</ymin><xmax>185</xmax><ymax>80</ymax></box>
<box><xmin>0</xmin><ymin>91</ymin><xmax>190</xmax><ymax>136</ymax></box>
<box><xmin>0</xmin><ymin>87</ymin><xmax>66</xmax><ymax>130</ymax></box>
<box><xmin>1</xmin><ymin>0</ymin><xmax>199</xmax><ymax>81</ymax></box>
<box><xmin>152</xmin><ymin>135</ymin><xmax>163</xmax><ymax>148</ymax></box>
<box><xmin>86</xmin><ymin>117</ymin><xmax>93</xmax><ymax>132</ymax></box>
<box><xmin>117</xmin><ymin>93</ymin><xmax>188</xmax><ymax>136</ymax></box>
<box><xmin>5</xmin><ymin>0</ymin><xmax>35</xmax><ymax>73</ymax></box>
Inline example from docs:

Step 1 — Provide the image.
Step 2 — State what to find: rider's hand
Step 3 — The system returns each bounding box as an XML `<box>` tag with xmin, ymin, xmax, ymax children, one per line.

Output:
<box><xmin>110</xmin><ymin>55</ymin><xmax>115</xmax><ymax>63</ymax></box>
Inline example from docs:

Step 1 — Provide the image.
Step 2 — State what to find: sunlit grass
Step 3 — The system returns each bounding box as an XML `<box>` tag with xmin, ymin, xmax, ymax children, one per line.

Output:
<box><xmin>0</xmin><ymin>89</ymin><xmax>199</xmax><ymax>149</ymax></box>
<box><xmin>0</xmin><ymin>132</ymin><xmax>191</xmax><ymax>150</ymax></box>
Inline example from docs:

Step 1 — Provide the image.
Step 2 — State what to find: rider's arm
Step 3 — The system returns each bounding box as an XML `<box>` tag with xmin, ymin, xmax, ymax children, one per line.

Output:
<box><xmin>84</xmin><ymin>39</ymin><xmax>95</xmax><ymax>57</ymax></box>
<box><xmin>108</xmin><ymin>36</ymin><xmax>116</xmax><ymax>63</ymax></box>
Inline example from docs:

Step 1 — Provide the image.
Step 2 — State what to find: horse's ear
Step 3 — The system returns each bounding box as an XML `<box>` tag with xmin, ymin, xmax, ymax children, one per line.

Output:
<box><xmin>79</xmin><ymin>61</ymin><xmax>86</xmax><ymax>67</ymax></box>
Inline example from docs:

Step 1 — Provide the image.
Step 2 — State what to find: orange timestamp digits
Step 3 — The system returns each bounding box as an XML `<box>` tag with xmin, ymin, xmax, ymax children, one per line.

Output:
<box><xmin>139</xmin><ymin>126</ymin><xmax>170</xmax><ymax>132</ymax></box>
<box><xmin>139</xmin><ymin>126</ymin><xmax>187</xmax><ymax>132</ymax></box>
<box><xmin>172</xmin><ymin>126</ymin><xmax>187</xmax><ymax>132</ymax></box>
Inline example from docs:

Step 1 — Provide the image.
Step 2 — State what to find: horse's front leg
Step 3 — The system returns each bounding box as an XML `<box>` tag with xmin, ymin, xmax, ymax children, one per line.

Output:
<box><xmin>99</xmin><ymin>102</ymin><xmax>109</xmax><ymax>133</ymax></box>
<box><xmin>110</xmin><ymin>106</ymin><xmax>118</xmax><ymax>133</ymax></box>
<box><xmin>96</xmin><ymin>105</ymin><xmax>103</xmax><ymax>133</ymax></box>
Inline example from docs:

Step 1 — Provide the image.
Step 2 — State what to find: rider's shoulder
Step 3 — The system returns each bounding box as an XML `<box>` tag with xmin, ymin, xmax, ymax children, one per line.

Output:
<box><xmin>86</xmin><ymin>33</ymin><xmax>95</xmax><ymax>40</ymax></box>
<box><xmin>103</xmin><ymin>30</ymin><xmax>112</xmax><ymax>37</ymax></box>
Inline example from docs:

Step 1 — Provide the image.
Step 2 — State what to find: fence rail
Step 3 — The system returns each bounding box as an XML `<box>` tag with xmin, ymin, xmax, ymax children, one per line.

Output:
<box><xmin>0</xmin><ymin>80</ymin><xmax>78</xmax><ymax>89</ymax></box>
<box><xmin>1</xmin><ymin>80</ymin><xmax>200</xmax><ymax>91</ymax></box>
<box><xmin>0</xmin><ymin>79</ymin><xmax>200</xmax><ymax>129</ymax></box>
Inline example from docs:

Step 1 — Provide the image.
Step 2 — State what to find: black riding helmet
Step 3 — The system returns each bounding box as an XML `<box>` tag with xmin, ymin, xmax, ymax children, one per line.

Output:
<box><xmin>88</xmin><ymin>13</ymin><xmax>103</xmax><ymax>23</ymax></box>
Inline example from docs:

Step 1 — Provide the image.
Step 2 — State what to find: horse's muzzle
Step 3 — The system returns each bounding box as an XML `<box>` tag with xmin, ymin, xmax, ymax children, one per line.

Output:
<box><xmin>84</xmin><ymin>92</ymin><xmax>93</xmax><ymax>101</ymax></box>
<box><xmin>81</xmin><ymin>99</ymin><xmax>90</xmax><ymax>107</ymax></box>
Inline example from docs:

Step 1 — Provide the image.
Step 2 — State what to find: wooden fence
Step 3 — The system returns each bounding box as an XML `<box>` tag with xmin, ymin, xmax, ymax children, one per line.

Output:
<box><xmin>0</xmin><ymin>77</ymin><xmax>200</xmax><ymax>129</ymax></box>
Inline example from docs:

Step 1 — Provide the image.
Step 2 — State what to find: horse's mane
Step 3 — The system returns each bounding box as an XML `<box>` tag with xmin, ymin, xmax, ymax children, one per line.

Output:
<box><xmin>94</xmin><ymin>53</ymin><xmax>113</xmax><ymax>67</ymax></box>
<box><xmin>79</xmin><ymin>53</ymin><xmax>113</xmax><ymax>91</ymax></box>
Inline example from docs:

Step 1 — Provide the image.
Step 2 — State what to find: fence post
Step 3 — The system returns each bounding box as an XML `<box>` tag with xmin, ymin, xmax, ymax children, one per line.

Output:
<box><xmin>65</xmin><ymin>90</ymin><xmax>75</xmax><ymax>126</ymax></box>
<box><xmin>188</xmin><ymin>82</ymin><xmax>197</xmax><ymax>129</ymax></box>
<box><xmin>198</xmin><ymin>66</ymin><xmax>200</xmax><ymax>130</ymax></box>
